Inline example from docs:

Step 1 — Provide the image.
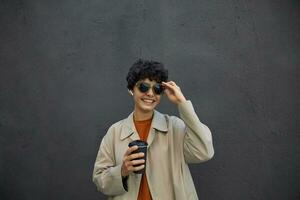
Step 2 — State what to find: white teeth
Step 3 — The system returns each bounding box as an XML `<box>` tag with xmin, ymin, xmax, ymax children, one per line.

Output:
<box><xmin>142</xmin><ymin>99</ymin><xmax>154</xmax><ymax>103</ymax></box>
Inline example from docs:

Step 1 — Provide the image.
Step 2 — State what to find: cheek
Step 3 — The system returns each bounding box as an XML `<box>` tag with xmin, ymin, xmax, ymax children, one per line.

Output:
<box><xmin>134</xmin><ymin>95</ymin><xmax>141</xmax><ymax>103</ymax></box>
<box><xmin>156</xmin><ymin>96</ymin><xmax>162</xmax><ymax>103</ymax></box>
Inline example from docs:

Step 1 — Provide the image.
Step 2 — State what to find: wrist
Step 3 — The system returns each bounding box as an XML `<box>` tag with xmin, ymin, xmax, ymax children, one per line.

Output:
<box><xmin>176</xmin><ymin>97</ymin><xmax>187</xmax><ymax>104</ymax></box>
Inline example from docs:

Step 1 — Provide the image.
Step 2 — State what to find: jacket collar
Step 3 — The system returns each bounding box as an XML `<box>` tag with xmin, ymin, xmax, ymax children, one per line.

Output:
<box><xmin>120</xmin><ymin>110</ymin><xmax>168</xmax><ymax>141</ymax></box>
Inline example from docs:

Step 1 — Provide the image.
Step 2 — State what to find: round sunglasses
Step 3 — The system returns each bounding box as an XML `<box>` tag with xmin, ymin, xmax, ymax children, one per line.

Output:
<box><xmin>136</xmin><ymin>82</ymin><xmax>165</xmax><ymax>95</ymax></box>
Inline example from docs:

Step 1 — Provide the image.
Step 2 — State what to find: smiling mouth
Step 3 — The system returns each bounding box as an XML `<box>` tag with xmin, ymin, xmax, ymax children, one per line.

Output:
<box><xmin>141</xmin><ymin>98</ymin><xmax>155</xmax><ymax>103</ymax></box>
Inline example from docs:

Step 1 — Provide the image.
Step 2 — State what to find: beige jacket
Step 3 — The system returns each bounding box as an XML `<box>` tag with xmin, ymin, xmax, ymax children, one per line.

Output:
<box><xmin>92</xmin><ymin>100</ymin><xmax>214</xmax><ymax>200</ymax></box>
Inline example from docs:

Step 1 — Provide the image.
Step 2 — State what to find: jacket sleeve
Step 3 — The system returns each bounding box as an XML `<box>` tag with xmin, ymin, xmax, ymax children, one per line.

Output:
<box><xmin>177</xmin><ymin>100</ymin><xmax>215</xmax><ymax>163</ymax></box>
<box><xmin>92</xmin><ymin>126</ymin><xmax>127</xmax><ymax>196</ymax></box>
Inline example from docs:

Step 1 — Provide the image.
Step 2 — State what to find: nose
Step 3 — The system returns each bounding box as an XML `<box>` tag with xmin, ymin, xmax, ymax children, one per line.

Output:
<box><xmin>146</xmin><ymin>87</ymin><xmax>155</xmax><ymax>96</ymax></box>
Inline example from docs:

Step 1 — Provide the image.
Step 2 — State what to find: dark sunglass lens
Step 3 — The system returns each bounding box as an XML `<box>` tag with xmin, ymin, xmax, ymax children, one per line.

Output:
<box><xmin>139</xmin><ymin>82</ymin><xmax>150</xmax><ymax>93</ymax></box>
<box><xmin>153</xmin><ymin>84</ymin><xmax>164</xmax><ymax>94</ymax></box>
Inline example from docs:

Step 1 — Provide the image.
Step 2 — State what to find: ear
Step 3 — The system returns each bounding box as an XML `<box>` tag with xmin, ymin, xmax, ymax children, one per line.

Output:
<box><xmin>128</xmin><ymin>90</ymin><xmax>133</xmax><ymax>96</ymax></box>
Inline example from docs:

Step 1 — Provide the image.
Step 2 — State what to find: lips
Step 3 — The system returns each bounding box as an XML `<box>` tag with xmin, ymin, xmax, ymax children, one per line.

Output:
<box><xmin>141</xmin><ymin>98</ymin><xmax>155</xmax><ymax>103</ymax></box>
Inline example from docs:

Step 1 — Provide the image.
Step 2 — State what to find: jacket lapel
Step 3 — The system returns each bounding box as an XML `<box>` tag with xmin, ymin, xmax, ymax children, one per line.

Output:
<box><xmin>120</xmin><ymin>112</ymin><xmax>140</xmax><ymax>141</ymax></box>
<box><xmin>147</xmin><ymin>110</ymin><xmax>168</xmax><ymax>146</ymax></box>
<box><xmin>120</xmin><ymin>110</ymin><xmax>168</xmax><ymax>146</ymax></box>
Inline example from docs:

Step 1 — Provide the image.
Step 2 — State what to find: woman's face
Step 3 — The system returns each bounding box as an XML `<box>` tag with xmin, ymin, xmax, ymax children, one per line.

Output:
<box><xmin>132</xmin><ymin>78</ymin><xmax>162</xmax><ymax>113</ymax></box>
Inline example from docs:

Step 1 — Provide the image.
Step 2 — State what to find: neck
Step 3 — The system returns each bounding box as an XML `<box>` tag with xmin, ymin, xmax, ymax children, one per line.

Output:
<box><xmin>133</xmin><ymin>109</ymin><xmax>154</xmax><ymax>121</ymax></box>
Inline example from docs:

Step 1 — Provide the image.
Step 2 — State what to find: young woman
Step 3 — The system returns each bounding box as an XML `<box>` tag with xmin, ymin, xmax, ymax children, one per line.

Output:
<box><xmin>93</xmin><ymin>59</ymin><xmax>214</xmax><ymax>200</ymax></box>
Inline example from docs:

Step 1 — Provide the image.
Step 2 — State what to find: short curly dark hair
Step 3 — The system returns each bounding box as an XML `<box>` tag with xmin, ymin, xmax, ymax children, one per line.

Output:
<box><xmin>126</xmin><ymin>59</ymin><xmax>168</xmax><ymax>90</ymax></box>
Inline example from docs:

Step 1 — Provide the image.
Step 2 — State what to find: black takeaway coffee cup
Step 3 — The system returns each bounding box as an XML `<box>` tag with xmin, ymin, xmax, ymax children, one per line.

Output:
<box><xmin>128</xmin><ymin>140</ymin><xmax>148</xmax><ymax>174</ymax></box>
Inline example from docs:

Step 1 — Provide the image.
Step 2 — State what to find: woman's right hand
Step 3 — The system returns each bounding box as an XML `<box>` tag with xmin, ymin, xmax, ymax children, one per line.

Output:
<box><xmin>121</xmin><ymin>145</ymin><xmax>145</xmax><ymax>177</ymax></box>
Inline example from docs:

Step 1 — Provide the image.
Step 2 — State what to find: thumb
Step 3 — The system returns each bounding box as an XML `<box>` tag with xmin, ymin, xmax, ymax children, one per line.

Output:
<box><xmin>164</xmin><ymin>88</ymin><xmax>172</xmax><ymax>96</ymax></box>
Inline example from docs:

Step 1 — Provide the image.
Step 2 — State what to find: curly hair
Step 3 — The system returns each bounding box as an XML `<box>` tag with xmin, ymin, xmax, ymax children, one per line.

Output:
<box><xmin>126</xmin><ymin>59</ymin><xmax>168</xmax><ymax>90</ymax></box>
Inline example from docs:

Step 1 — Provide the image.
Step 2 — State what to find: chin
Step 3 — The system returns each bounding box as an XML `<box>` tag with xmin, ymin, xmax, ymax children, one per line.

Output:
<box><xmin>139</xmin><ymin>103</ymin><xmax>158</xmax><ymax>112</ymax></box>
<box><xmin>141</xmin><ymin>106</ymin><xmax>156</xmax><ymax>112</ymax></box>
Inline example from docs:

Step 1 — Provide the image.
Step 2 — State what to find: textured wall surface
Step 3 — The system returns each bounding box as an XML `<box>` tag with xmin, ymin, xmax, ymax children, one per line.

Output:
<box><xmin>0</xmin><ymin>0</ymin><xmax>299</xmax><ymax>200</ymax></box>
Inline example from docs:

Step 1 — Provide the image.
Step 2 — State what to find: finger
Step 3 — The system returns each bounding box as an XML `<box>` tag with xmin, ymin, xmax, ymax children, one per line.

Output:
<box><xmin>133</xmin><ymin>164</ymin><xmax>145</xmax><ymax>172</ymax></box>
<box><xmin>162</xmin><ymin>81</ymin><xmax>175</xmax><ymax>89</ymax></box>
<box><xmin>124</xmin><ymin>159</ymin><xmax>145</xmax><ymax>172</ymax></box>
<box><xmin>163</xmin><ymin>81</ymin><xmax>176</xmax><ymax>85</ymax></box>
<box><xmin>163</xmin><ymin>81</ymin><xmax>179</xmax><ymax>87</ymax></box>
<box><xmin>162</xmin><ymin>82</ymin><xmax>179</xmax><ymax>91</ymax></box>
<box><xmin>124</xmin><ymin>145</ymin><xmax>139</xmax><ymax>156</ymax></box>
<box><xmin>131</xmin><ymin>159</ymin><xmax>145</xmax><ymax>166</ymax></box>
<box><xmin>127</xmin><ymin>152</ymin><xmax>145</xmax><ymax>161</ymax></box>
<box><xmin>168</xmin><ymin>81</ymin><xmax>180</xmax><ymax>89</ymax></box>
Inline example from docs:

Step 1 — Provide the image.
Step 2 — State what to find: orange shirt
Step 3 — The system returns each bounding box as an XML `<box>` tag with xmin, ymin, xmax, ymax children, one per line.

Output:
<box><xmin>134</xmin><ymin>117</ymin><xmax>153</xmax><ymax>200</ymax></box>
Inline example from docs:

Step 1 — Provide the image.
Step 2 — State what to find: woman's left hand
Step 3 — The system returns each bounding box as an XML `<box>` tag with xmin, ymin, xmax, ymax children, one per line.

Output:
<box><xmin>162</xmin><ymin>81</ymin><xmax>187</xmax><ymax>104</ymax></box>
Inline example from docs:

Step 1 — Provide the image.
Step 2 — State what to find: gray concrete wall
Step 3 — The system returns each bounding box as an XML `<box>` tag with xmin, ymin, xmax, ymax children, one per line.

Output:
<box><xmin>0</xmin><ymin>0</ymin><xmax>299</xmax><ymax>199</ymax></box>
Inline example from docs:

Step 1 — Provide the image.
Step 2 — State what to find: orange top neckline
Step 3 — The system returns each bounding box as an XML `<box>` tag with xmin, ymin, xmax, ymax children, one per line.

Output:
<box><xmin>134</xmin><ymin>117</ymin><xmax>152</xmax><ymax>123</ymax></box>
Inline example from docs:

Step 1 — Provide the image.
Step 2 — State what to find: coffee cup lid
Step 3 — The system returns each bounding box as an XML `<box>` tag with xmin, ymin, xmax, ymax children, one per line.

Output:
<box><xmin>128</xmin><ymin>140</ymin><xmax>148</xmax><ymax>147</ymax></box>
